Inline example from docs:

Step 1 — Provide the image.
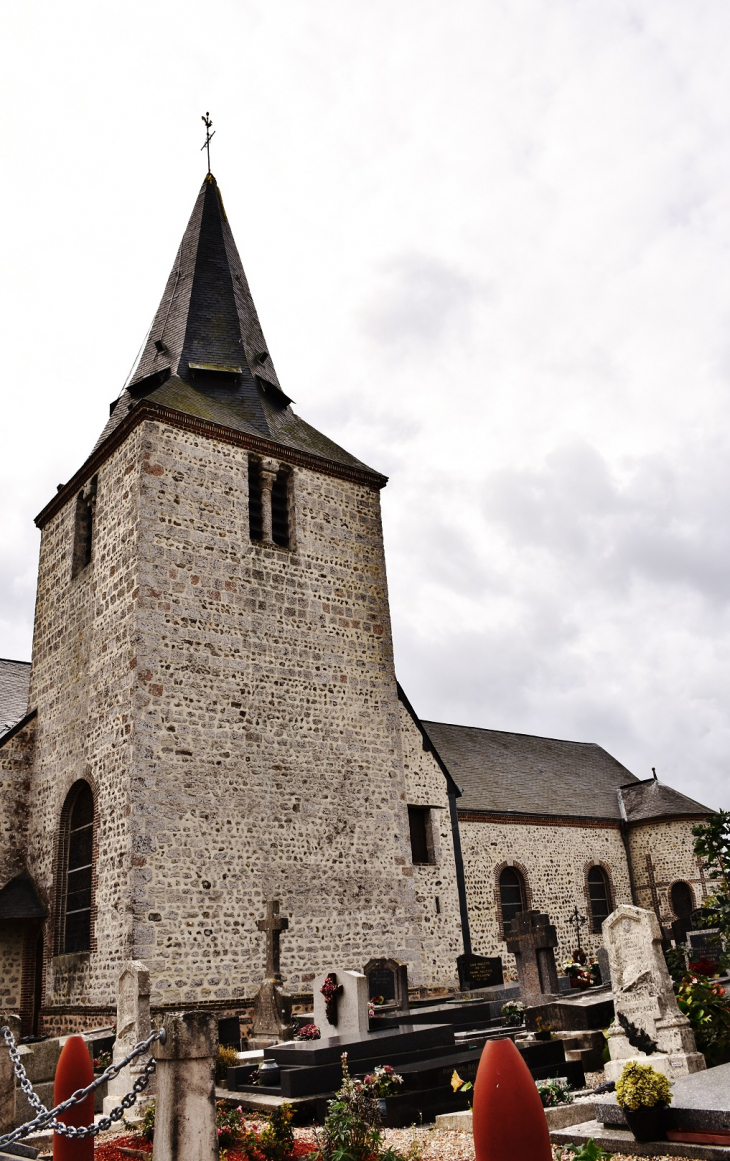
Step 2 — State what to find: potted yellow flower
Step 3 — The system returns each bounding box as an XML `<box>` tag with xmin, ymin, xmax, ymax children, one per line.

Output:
<box><xmin>615</xmin><ymin>1061</ymin><xmax>672</xmax><ymax>1142</ymax></box>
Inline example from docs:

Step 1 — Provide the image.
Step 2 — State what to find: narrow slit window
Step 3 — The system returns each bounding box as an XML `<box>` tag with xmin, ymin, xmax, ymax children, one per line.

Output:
<box><xmin>408</xmin><ymin>806</ymin><xmax>433</xmax><ymax>864</ymax></box>
<box><xmin>71</xmin><ymin>476</ymin><xmax>97</xmax><ymax>578</ymax></box>
<box><xmin>271</xmin><ymin>468</ymin><xmax>290</xmax><ymax>548</ymax></box>
<box><xmin>248</xmin><ymin>459</ymin><xmax>263</xmax><ymax>541</ymax></box>
<box><xmin>62</xmin><ymin>783</ymin><xmax>94</xmax><ymax>954</ymax></box>
<box><xmin>587</xmin><ymin>865</ymin><xmax>612</xmax><ymax>933</ymax></box>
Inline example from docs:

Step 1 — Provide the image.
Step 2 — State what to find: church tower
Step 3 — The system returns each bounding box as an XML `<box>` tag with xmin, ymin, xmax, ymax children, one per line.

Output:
<box><xmin>4</xmin><ymin>174</ymin><xmax>464</xmax><ymax>1026</ymax></box>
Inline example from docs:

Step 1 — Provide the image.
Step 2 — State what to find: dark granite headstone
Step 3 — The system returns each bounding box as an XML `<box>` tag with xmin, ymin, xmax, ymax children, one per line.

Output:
<box><xmin>456</xmin><ymin>953</ymin><xmax>504</xmax><ymax>991</ymax></box>
<box><xmin>217</xmin><ymin>1016</ymin><xmax>241</xmax><ymax>1048</ymax></box>
<box><xmin>504</xmin><ymin>910</ymin><xmax>560</xmax><ymax>1003</ymax></box>
<box><xmin>596</xmin><ymin>947</ymin><xmax>611</xmax><ymax>988</ymax></box>
<box><xmin>363</xmin><ymin>958</ymin><xmax>409</xmax><ymax>1011</ymax></box>
<box><xmin>687</xmin><ymin>928</ymin><xmax>722</xmax><ymax>965</ymax></box>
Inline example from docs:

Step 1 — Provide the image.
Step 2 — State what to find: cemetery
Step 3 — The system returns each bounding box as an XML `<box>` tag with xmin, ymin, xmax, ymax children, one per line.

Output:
<box><xmin>2</xmin><ymin>892</ymin><xmax>730</xmax><ymax>1160</ymax></box>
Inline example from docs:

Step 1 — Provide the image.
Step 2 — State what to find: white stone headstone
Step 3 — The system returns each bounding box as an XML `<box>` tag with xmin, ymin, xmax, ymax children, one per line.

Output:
<box><xmin>313</xmin><ymin>969</ymin><xmax>369</xmax><ymax>1039</ymax></box>
<box><xmin>602</xmin><ymin>905</ymin><xmax>705</xmax><ymax>1080</ymax></box>
<box><xmin>103</xmin><ymin>960</ymin><xmax>155</xmax><ymax>1117</ymax></box>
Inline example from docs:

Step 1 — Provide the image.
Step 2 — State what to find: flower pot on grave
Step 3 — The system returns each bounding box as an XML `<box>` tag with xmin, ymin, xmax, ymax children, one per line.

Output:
<box><xmin>569</xmin><ymin>977</ymin><xmax>580</xmax><ymax>988</ymax></box>
<box><xmin>623</xmin><ymin>1104</ymin><xmax>667</xmax><ymax>1142</ymax></box>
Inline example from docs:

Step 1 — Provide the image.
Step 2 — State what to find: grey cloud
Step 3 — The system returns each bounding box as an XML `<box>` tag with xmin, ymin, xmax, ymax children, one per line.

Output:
<box><xmin>360</xmin><ymin>253</ymin><xmax>486</xmax><ymax>351</ymax></box>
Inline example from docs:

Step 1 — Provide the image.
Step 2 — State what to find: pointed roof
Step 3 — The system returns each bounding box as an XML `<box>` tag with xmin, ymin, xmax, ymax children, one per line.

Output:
<box><xmin>89</xmin><ymin>175</ymin><xmax>381</xmax><ymax>480</ymax></box>
<box><xmin>619</xmin><ymin>778</ymin><xmax>712</xmax><ymax>823</ymax></box>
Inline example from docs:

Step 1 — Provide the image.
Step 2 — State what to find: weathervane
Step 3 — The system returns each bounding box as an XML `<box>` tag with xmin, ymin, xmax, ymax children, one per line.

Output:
<box><xmin>201</xmin><ymin>112</ymin><xmax>215</xmax><ymax>173</ymax></box>
<box><xmin>567</xmin><ymin>905</ymin><xmax>587</xmax><ymax>953</ymax></box>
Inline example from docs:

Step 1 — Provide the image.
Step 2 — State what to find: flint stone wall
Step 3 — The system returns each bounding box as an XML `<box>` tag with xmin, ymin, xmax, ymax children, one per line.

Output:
<box><xmin>459</xmin><ymin>816</ymin><xmax>632</xmax><ymax>978</ymax></box>
<box><xmin>628</xmin><ymin>818</ymin><xmax>708</xmax><ymax>930</ymax></box>
<box><xmin>21</xmin><ymin>416</ymin><xmax>459</xmax><ymax>1021</ymax></box>
<box><xmin>398</xmin><ymin>701</ymin><xmax>462</xmax><ymax>984</ymax></box>
<box><xmin>0</xmin><ymin>718</ymin><xmax>36</xmax><ymax>889</ymax></box>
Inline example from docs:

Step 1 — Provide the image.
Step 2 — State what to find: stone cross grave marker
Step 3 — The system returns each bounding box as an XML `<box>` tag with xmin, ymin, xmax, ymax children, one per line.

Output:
<box><xmin>504</xmin><ymin>910</ymin><xmax>560</xmax><ymax>1004</ymax></box>
<box><xmin>602</xmin><ymin>904</ymin><xmax>705</xmax><ymax>1080</ymax></box>
<box><xmin>257</xmin><ymin>899</ymin><xmax>288</xmax><ymax>979</ymax></box>
<box><xmin>363</xmin><ymin>958</ymin><xmax>409</xmax><ymax>1012</ymax></box>
<box><xmin>103</xmin><ymin>960</ymin><xmax>154</xmax><ymax>1117</ymax></box>
<box><xmin>313</xmin><ymin>969</ymin><xmax>369</xmax><ymax>1039</ymax></box>
<box><xmin>250</xmin><ymin>899</ymin><xmax>295</xmax><ymax>1046</ymax></box>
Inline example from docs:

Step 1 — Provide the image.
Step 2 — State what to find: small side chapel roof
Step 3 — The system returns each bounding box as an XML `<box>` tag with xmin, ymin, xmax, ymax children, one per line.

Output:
<box><xmin>91</xmin><ymin>174</ymin><xmax>380</xmax><ymax>481</ymax></box>
<box><xmin>0</xmin><ymin>658</ymin><xmax>30</xmax><ymax>739</ymax></box>
<box><xmin>619</xmin><ymin>778</ymin><xmax>712</xmax><ymax>823</ymax></box>
<box><xmin>420</xmin><ymin>720</ymin><xmax>640</xmax><ymax>820</ymax></box>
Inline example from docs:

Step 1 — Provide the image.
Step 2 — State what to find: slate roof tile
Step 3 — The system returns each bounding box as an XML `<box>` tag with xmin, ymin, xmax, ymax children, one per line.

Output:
<box><xmin>0</xmin><ymin>658</ymin><xmax>30</xmax><ymax>739</ymax></box>
<box><xmin>619</xmin><ymin>778</ymin><xmax>711</xmax><ymax>822</ymax></box>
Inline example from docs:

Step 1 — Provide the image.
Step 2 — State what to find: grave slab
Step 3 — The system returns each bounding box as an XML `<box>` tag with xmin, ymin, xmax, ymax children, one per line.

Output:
<box><xmin>456</xmin><ymin>953</ymin><xmax>504</xmax><ymax>992</ymax></box>
<box><xmin>597</xmin><ymin>1061</ymin><xmax>730</xmax><ymax>1136</ymax></box>
<box><xmin>551</xmin><ymin>1118</ymin><xmax>730</xmax><ymax>1158</ymax></box>
<box><xmin>272</xmin><ymin>1022</ymin><xmax>454</xmax><ymax>1066</ymax></box>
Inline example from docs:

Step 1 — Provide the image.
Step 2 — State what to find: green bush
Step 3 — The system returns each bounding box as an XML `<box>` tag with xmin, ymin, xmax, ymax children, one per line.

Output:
<box><xmin>315</xmin><ymin>1054</ymin><xmax>407</xmax><ymax>1161</ymax></box>
<box><xmin>216</xmin><ymin>1044</ymin><xmax>239</xmax><ymax>1083</ymax></box>
<box><xmin>615</xmin><ymin>1061</ymin><xmax>672</xmax><ymax>1110</ymax></box>
<box><xmin>536</xmin><ymin>1078</ymin><xmax>572</xmax><ymax>1107</ymax></box>
<box><xmin>676</xmin><ymin>973</ymin><xmax>730</xmax><ymax>1067</ymax></box>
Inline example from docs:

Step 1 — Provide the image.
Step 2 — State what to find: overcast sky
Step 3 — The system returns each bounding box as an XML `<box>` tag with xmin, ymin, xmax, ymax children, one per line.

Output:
<box><xmin>2</xmin><ymin>1</ymin><xmax>730</xmax><ymax>809</ymax></box>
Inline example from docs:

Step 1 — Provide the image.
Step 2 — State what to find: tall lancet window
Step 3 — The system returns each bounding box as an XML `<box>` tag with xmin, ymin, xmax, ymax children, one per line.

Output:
<box><xmin>60</xmin><ymin>782</ymin><xmax>95</xmax><ymax>954</ymax></box>
<box><xmin>271</xmin><ymin>468</ymin><xmax>290</xmax><ymax>548</ymax></box>
<box><xmin>248</xmin><ymin>459</ymin><xmax>264</xmax><ymax>541</ymax></box>
<box><xmin>71</xmin><ymin>476</ymin><xmax>98</xmax><ymax>578</ymax></box>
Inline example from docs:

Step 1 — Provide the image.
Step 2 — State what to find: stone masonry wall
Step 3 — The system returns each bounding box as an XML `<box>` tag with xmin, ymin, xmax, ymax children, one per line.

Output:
<box><xmin>0</xmin><ymin>718</ymin><xmax>36</xmax><ymax>889</ymax></box>
<box><xmin>398</xmin><ymin>700</ymin><xmax>462</xmax><ymax>986</ymax></box>
<box><xmin>628</xmin><ymin>817</ymin><xmax>708</xmax><ymax>929</ymax></box>
<box><xmin>123</xmin><ymin>418</ymin><xmax>440</xmax><ymax>1005</ymax></box>
<box><xmin>24</xmin><ymin>424</ymin><xmax>146</xmax><ymax>1016</ymax></box>
<box><xmin>459</xmin><ymin>816</ymin><xmax>633</xmax><ymax>978</ymax></box>
<box><xmin>0</xmin><ymin>922</ymin><xmax>24</xmax><ymax>1016</ymax></box>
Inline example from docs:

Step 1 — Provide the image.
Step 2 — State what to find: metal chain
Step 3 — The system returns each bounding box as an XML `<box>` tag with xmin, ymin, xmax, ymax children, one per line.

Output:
<box><xmin>0</xmin><ymin>1024</ymin><xmax>166</xmax><ymax>1148</ymax></box>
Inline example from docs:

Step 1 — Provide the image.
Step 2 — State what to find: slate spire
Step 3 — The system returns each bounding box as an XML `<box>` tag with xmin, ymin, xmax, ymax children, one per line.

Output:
<box><xmin>90</xmin><ymin>174</ymin><xmax>379</xmax><ymax>480</ymax></box>
<box><xmin>129</xmin><ymin>173</ymin><xmax>286</xmax><ymax>401</ymax></box>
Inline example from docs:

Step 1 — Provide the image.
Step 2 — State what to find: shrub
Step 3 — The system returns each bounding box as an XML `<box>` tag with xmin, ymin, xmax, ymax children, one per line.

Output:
<box><xmin>536</xmin><ymin>1078</ymin><xmax>572</xmax><ymax>1107</ymax></box>
<box><xmin>676</xmin><ymin>973</ymin><xmax>730</xmax><ymax>1066</ymax></box>
<box><xmin>615</xmin><ymin>1061</ymin><xmax>672</xmax><ymax>1110</ymax></box>
<box><xmin>216</xmin><ymin>1044</ymin><xmax>240</xmax><ymax>1083</ymax></box>
<box><xmin>314</xmin><ymin>1054</ymin><xmax>405</xmax><ymax>1161</ymax></box>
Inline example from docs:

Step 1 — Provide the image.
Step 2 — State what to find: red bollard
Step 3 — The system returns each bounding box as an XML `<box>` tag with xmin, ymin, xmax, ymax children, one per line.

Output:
<box><xmin>472</xmin><ymin>1037</ymin><xmax>552</xmax><ymax>1161</ymax></box>
<box><xmin>53</xmin><ymin>1036</ymin><xmax>94</xmax><ymax>1160</ymax></box>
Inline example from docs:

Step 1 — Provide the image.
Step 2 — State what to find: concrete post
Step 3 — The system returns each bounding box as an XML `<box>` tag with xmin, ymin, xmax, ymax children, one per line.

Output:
<box><xmin>152</xmin><ymin>1012</ymin><xmax>218</xmax><ymax>1161</ymax></box>
<box><xmin>103</xmin><ymin>960</ymin><xmax>154</xmax><ymax>1118</ymax></box>
<box><xmin>0</xmin><ymin>1015</ymin><xmax>20</xmax><ymax>1135</ymax></box>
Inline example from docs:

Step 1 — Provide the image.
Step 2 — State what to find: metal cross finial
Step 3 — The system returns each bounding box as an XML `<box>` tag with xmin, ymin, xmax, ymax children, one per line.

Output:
<box><xmin>568</xmin><ymin>905</ymin><xmax>587</xmax><ymax>952</ymax></box>
<box><xmin>201</xmin><ymin>112</ymin><xmax>215</xmax><ymax>173</ymax></box>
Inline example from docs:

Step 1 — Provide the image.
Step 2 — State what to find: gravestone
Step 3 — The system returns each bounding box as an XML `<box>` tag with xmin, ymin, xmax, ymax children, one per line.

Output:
<box><xmin>504</xmin><ymin>910</ymin><xmax>560</xmax><ymax>1004</ymax></box>
<box><xmin>596</xmin><ymin>946</ymin><xmax>611</xmax><ymax>988</ymax></box>
<box><xmin>249</xmin><ymin>900</ymin><xmax>296</xmax><ymax>1047</ymax></box>
<box><xmin>217</xmin><ymin>1017</ymin><xmax>241</xmax><ymax>1049</ymax></box>
<box><xmin>602</xmin><ymin>904</ymin><xmax>705</xmax><ymax>1080</ymax></box>
<box><xmin>103</xmin><ymin>960</ymin><xmax>154</xmax><ymax>1118</ymax></box>
<box><xmin>363</xmin><ymin>958</ymin><xmax>410</xmax><ymax>1011</ymax></box>
<box><xmin>456</xmin><ymin>952</ymin><xmax>504</xmax><ymax>991</ymax></box>
<box><xmin>687</xmin><ymin>928</ymin><xmax>722</xmax><ymax>967</ymax></box>
<box><xmin>313</xmin><ymin>969</ymin><xmax>369</xmax><ymax>1038</ymax></box>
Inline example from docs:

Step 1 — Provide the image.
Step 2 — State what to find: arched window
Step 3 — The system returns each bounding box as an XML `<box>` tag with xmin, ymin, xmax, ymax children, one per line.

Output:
<box><xmin>671</xmin><ymin>881</ymin><xmax>694</xmax><ymax>919</ymax></box>
<box><xmin>499</xmin><ymin>867</ymin><xmax>526</xmax><ymax>928</ymax></box>
<box><xmin>60</xmin><ymin>782</ymin><xmax>94</xmax><ymax>954</ymax></box>
<box><xmin>588</xmin><ymin>865</ymin><xmax>612</xmax><ymax>933</ymax></box>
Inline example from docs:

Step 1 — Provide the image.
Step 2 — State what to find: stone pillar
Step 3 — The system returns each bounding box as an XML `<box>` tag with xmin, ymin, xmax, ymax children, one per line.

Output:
<box><xmin>259</xmin><ymin>459</ymin><xmax>279</xmax><ymax>544</ymax></box>
<box><xmin>152</xmin><ymin>1012</ymin><xmax>218</xmax><ymax>1161</ymax></box>
<box><xmin>103</xmin><ymin>961</ymin><xmax>154</xmax><ymax>1118</ymax></box>
<box><xmin>504</xmin><ymin>911</ymin><xmax>560</xmax><ymax>1004</ymax></box>
<box><xmin>0</xmin><ymin>1015</ymin><xmax>20</xmax><ymax>1135</ymax></box>
<box><xmin>603</xmin><ymin>905</ymin><xmax>705</xmax><ymax>1080</ymax></box>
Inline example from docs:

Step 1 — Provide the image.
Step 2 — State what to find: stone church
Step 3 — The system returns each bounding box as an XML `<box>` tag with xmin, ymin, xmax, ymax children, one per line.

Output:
<box><xmin>0</xmin><ymin>174</ymin><xmax>712</xmax><ymax>1036</ymax></box>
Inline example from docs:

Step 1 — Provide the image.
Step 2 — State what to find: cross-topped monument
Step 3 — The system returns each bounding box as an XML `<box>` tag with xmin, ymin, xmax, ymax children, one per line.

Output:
<box><xmin>567</xmin><ymin>905</ymin><xmax>588</xmax><ymax>953</ymax></box>
<box><xmin>257</xmin><ymin>899</ymin><xmax>289</xmax><ymax>980</ymax></box>
<box><xmin>250</xmin><ymin>899</ymin><xmax>295</xmax><ymax>1047</ymax></box>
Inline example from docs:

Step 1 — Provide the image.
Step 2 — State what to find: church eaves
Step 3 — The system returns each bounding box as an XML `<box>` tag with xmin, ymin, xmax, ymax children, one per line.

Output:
<box><xmin>38</xmin><ymin>176</ymin><xmax>384</xmax><ymax>528</ymax></box>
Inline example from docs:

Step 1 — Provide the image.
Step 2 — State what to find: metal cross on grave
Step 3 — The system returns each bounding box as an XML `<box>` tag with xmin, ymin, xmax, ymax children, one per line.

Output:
<box><xmin>568</xmin><ymin>905</ymin><xmax>588</xmax><ymax>952</ymax></box>
<box><xmin>257</xmin><ymin>899</ymin><xmax>289</xmax><ymax>980</ymax></box>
